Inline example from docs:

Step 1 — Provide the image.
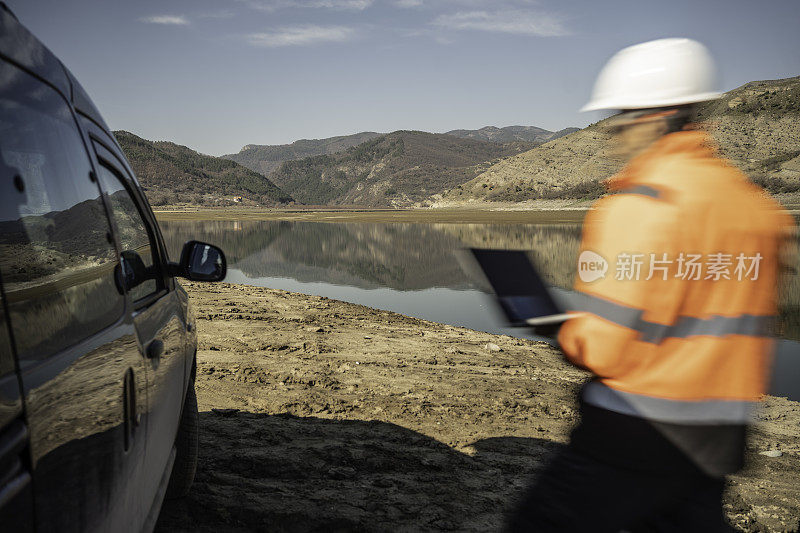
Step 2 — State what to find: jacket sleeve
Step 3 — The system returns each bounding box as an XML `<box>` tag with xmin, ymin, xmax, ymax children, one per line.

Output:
<box><xmin>558</xmin><ymin>191</ymin><xmax>686</xmax><ymax>377</ymax></box>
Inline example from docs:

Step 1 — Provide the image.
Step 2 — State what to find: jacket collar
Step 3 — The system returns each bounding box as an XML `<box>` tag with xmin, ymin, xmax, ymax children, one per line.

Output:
<box><xmin>605</xmin><ymin>130</ymin><xmax>717</xmax><ymax>192</ymax></box>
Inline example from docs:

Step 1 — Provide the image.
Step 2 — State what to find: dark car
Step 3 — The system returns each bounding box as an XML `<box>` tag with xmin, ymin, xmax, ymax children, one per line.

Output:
<box><xmin>0</xmin><ymin>4</ymin><xmax>226</xmax><ymax>531</ymax></box>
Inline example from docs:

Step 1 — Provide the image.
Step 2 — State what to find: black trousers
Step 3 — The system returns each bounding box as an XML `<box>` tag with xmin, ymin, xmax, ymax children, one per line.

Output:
<box><xmin>504</xmin><ymin>401</ymin><xmax>740</xmax><ymax>532</ymax></box>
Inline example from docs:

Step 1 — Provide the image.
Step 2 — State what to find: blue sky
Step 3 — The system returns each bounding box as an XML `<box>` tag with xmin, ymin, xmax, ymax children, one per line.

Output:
<box><xmin>8</xmin><ymin>0</ymin><xmax>800</xmax><ymax>156</ymax></box>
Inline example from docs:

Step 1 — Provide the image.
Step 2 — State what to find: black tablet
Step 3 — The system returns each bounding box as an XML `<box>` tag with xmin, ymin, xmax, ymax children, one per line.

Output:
<box><xmin>467</xmin><ymin>248</ymin><xmax>578</xmax><ymax>326</ymax></box>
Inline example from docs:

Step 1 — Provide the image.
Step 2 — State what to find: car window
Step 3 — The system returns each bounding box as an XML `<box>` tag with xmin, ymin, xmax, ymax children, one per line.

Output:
<box><xmin>94</xmin><ymin>160</ymin><xmax>160</xmax><ymax>302</ymax></box>
<box><xmin>0</xmin><ymin>64</ymin><xmax>122</xmax><ymax>361</ymax></box>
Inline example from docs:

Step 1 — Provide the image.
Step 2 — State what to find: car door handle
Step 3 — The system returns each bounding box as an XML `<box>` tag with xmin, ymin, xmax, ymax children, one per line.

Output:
<box><xmin>123</xmin><ymin>369</ymin><xmax>137</xmax><ymax>451</ymax></box>
<box><xmin>146</xmin><ymin>339</ymin><xmax>164</xmax><ymax>359</ymax></box>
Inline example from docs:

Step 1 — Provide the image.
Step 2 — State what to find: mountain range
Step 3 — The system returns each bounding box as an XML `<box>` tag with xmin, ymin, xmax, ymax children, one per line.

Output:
<box><xmin>445</xmin><ymin>125</ymin><xmax>580</xmax><ymax>144</ymax></box>
<box><xmin>116</xmin><ymin>76</ymin><xmax>799</xmax><ymax>209</ymax></box>
<box><xmin>223</xmin><ymin>125</ymin><xmax>574</xmax><ymax>178</ymax></box>
<box><xmin>224</xmin><ymin>132</ymin><xmax>382</xmax><ymax>176</ymax></box>
<box><xmin>266</xmin><ymin>130</ymin><xmax>537</xmax><ymax>206</ymax></box>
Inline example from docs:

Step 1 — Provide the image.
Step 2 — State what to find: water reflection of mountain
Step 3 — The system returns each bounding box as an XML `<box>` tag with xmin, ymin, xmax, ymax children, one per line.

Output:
<box><xmin>435</xmin><ymin>223</ymin><xmax>582</xmax><ymax>289</ymax></box>
<box><xmin>158</xmin><ymin>219</ymin><xmax>287</xmax><ymax>264</ymax></box>
<box><xmin>159</xmin><ymin>221</ymin><xmax>477</xmax><ymax>291</ymax></box>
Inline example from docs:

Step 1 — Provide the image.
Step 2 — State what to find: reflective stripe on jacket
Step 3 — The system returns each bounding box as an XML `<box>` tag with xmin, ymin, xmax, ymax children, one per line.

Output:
<box><xmin>558</xmin><ymin>130</ymin><xmax>795</xmax><ymax>425</ymax></box>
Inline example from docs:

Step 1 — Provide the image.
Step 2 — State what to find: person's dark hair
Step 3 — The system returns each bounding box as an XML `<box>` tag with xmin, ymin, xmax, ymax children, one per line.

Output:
<box><xmin>664</xmin><ymin>105</ymin><xmax>696</xmax><ymax>133</ymax></box>
<box><xmin>615</xmin><ymin>105</ymin><xmax>697</xmax><ymax>134</ymax></box>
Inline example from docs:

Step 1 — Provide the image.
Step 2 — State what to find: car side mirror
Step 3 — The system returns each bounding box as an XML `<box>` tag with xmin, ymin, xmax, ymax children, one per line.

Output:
<box><xmin>172</xmin><ymin>241</ymin><xmax>226</xmax><ymax>282</ymax></box>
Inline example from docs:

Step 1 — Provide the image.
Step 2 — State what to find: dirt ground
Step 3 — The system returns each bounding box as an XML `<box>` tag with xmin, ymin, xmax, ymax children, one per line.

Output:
<box><xmin>155</xmin><ymin>282</ymin><xmax>800</xmax><ymax>532</ymax></box>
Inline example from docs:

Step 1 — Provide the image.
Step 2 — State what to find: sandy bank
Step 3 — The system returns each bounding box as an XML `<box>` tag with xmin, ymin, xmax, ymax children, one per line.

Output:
<box><xmin>156</xmin><ymin>282</ymin><xmax>800</xmax><ymax>532</ymax></box>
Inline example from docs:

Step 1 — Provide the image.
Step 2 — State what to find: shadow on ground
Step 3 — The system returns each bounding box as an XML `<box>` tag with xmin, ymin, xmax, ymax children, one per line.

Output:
<box><xmin>154</xmin><ymin>411</ymin><xmax>563</xmax><ymax>532</ymax></box>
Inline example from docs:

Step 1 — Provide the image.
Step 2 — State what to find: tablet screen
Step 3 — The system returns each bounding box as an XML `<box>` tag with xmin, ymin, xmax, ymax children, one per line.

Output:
<box><xmin>469</xmin><ymin>249</ymin><xmax>563</xmax><ymax>324</ymax></box>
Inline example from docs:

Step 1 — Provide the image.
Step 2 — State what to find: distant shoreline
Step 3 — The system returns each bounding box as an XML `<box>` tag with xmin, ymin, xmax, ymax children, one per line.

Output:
<box><xmin>151</xmin><ymin>192</ymin><xmax>800</xmax><ymax>224</ymax></box>
<box><xmin>152</xmin><ymin>206</ymin><xmax>590</xmax><ymax>224</ymax></box>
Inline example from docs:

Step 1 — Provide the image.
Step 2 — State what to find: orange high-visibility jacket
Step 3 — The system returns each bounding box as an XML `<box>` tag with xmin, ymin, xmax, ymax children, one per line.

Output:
<box><xmin>558</xmin><ymin>130</ymin><xmax>795</xmax><ymax>425</ymax></box>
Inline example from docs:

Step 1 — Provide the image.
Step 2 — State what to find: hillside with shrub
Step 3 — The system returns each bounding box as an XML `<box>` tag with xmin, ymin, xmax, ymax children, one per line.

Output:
<box><xmin>440</xmin><ymin>76</ymin><xmax>800</xmax><ymax>205</ymax></box>
<box><xmin>114</xmin><ymin>131</ymin><xmax>292</xmax><ymax>206</ymax></box>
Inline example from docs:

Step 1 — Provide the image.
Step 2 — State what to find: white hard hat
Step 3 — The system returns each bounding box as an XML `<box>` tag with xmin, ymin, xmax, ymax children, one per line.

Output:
<box><xmin>581</xmin><ymin>38</ymin><xmax>721</xmax><ymax>112</ymax></box>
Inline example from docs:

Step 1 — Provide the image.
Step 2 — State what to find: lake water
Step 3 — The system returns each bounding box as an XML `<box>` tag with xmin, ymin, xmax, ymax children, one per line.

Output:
<box><xmin>159</xmin><ymin>218</ymin><xmax>799</xmax><ymax>399</ymax></box>
<box><xmin>159</xmin><ymin>219</ymin><xmax>583</xmax><ymax>340</ymax></box>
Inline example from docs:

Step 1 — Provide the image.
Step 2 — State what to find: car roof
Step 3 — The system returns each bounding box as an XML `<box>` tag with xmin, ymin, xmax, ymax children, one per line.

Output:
<box><xmin>0</xmin><ymin>2</ymin><xmax>110</xmax><ymax>131</ymax></box>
